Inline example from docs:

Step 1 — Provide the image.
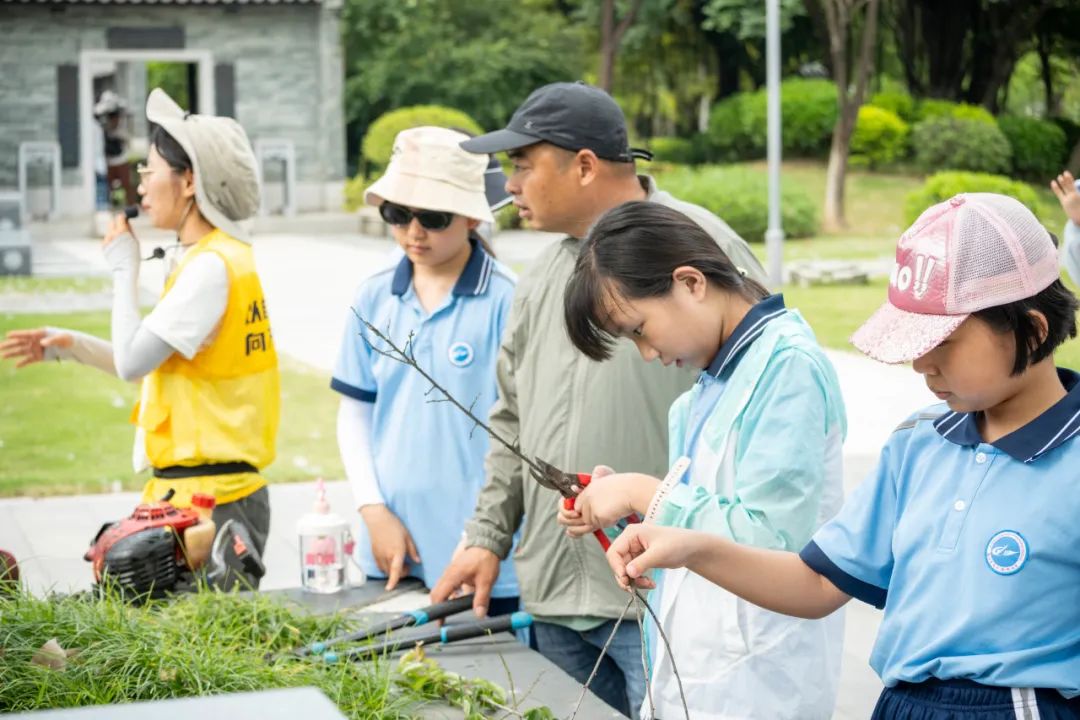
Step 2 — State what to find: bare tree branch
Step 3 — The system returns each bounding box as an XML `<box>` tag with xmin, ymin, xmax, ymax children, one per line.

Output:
<box><xmin>356</xmin><ymin>310</ymin><xmax>547</xmax><ymax>479</ymax></box>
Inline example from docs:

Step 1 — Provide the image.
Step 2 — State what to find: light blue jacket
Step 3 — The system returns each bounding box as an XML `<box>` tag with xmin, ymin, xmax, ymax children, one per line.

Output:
<box><xmin>645</xmin><ymin>307</ymin><xmax>847</xmax><ymax>720</ymax></box>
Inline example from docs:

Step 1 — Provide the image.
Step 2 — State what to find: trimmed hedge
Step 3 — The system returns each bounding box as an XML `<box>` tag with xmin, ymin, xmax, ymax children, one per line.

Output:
<box><xmin>851</xmin><ymin>106</ymin><xmax>909</xmax><ymax>168</ymax></box>
<box><xmin>649</xmin><ymin>136</ymin><xmax>699</xmax><ymax>165</ymax></box>
<box><xmin>997</xmin><ymin>116</ymin><xmax>1069</xmax><ymax>180</ymax></box>
<box><xmin>707</xmin><ymin>79</ymin><xmax>837</xmax><ymax>161</ymax></box>
<box><xmin>904</xmin><ymin>171</ymin><xmax>1040</xmax><ymax>225</ymax></box>
<box><xmin>342</xmin><ymin>172</ymin><xmax>372</xmax><ymax>212</ymax></box>
<box><xmin>361</xmin><ymin>105</ymin><xmax>483</xmax><ymax>171</ymax></box>
<box><xmin>655</xmin><ymin>164</ymin><xmax>818</xmax><ymax>242</ymax></box>
<box><xmin>706</xmin><ymin>92</ymin><xmax>763</xmax><ymax>161</ymax></box>
<box><xmin>910</xmin><ymin>116</ymin><xmax>1012</xmax><ymax>175</ymax></box>
<box><xmin>916</xmin><ymin>99</ymin><xmax>996</xmax><ymax>125</ymax></box>
<box><xmin>869</xmin><ymin>90</ymin><xmax>917</xmax><ymax>123</ymax></box>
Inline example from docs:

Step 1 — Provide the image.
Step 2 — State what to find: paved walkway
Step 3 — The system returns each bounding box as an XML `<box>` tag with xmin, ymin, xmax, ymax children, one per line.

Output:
<box><xmin>2</xmin><ymin>222</ymin><xmax>936</xmax><ymax>719</ymax></box>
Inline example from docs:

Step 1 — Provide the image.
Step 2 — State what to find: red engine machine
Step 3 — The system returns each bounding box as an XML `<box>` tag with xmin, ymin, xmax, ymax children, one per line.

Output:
<box><xmin>84</xmin><ymin>500</ymin><xmax>201</xmax><ymax>598</ymax></box>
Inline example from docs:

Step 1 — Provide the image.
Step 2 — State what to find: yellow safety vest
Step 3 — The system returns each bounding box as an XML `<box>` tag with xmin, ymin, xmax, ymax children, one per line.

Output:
<box><xmin>134</xmin><ymin>229</ymin><xmax>280</xmax><ymax>507</ymax></box>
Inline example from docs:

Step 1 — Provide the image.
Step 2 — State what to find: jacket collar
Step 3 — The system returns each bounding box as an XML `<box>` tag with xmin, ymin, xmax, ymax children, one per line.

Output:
<box><xmin>703</xmin><ymin>294</ymin><xmax>787</xmax><ymax>378</ymax></box>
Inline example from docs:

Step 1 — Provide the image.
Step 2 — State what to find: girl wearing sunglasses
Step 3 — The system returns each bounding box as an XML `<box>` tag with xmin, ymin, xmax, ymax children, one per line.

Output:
<box><xmin>331</xmin><ymin>127</ymin><xmax>521</xmax><ymax>615</ymax></box>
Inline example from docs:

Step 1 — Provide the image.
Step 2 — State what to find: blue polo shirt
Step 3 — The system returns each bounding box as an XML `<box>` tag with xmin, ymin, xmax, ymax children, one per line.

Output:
<box><xmin>801</xmin><ymin>368</ymin><xmax>1080</xmax><ymax>696</ymax></box>
<box><xmin>331</xmin><ymin>241</ymin><xmax>520</xmax><ymax>598</ymax></box>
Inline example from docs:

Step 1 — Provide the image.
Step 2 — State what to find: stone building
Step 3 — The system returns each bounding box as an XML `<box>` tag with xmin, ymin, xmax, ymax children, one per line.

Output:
<box><xmin>0</xmin><ymin>0</ymin><xmax>346</xmax><ymax>219</ymax></box>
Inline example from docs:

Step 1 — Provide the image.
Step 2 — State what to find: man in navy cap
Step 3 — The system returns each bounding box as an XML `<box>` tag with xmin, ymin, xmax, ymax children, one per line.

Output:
<box><xmin>433</xmin><ymin>82</ymin><xmax>765</xmax><ymax>717</ymax></box>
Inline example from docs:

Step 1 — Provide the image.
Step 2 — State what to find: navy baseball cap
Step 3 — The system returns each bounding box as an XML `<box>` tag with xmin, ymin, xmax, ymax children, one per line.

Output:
<box><xmin>484</xmin><ymin>155</ymin><xmax>512</xmax><ymax>211</ymax></box>
<box><xmin>461</xmin><ymin>82</ymin><xmax>652</xmax><ymax>163</ymax></box>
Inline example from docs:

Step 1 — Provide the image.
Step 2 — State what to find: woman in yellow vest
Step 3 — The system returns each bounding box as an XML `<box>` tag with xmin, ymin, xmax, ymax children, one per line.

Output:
<box><xmin>1</xmin><ymin>89</ymin><xmax>279</xmax><ymax>587</ymax></box>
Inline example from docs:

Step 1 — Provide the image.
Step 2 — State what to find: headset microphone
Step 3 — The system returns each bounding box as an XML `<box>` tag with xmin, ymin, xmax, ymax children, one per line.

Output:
<box><xmin>126</xmin><ymin>206</ymin><xmax>168</xmax><ymax>262</ymax></box>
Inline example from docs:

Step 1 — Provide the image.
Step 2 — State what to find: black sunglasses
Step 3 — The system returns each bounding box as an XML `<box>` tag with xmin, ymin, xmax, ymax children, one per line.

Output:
<box><xmin>379</xmin><ymin>202</ymin><xmax>455</xmax><ymax>231</ymax></box>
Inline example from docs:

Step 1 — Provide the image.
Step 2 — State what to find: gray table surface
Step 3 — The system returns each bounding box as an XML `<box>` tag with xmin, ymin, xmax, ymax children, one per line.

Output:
<box><xmin>270</xmin><ymin>583</ymin><xmax>623</xmax><ymax>719</ymax></box>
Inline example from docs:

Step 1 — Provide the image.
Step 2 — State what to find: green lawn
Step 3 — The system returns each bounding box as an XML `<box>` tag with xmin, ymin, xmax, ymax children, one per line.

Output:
<box><xmin>0</xmin><ymin>311</ymin><xmax>342</xmax><ymax>497</ymax></box>
<box><xmin>734</xmin><ymin>160</ymin><xmax>1068</xmax><ymax>265</ymax></box>
<box><xmin>0</xmin><ymin>276</ymin><xmax>111</xmax><ymax>295</ymax></box>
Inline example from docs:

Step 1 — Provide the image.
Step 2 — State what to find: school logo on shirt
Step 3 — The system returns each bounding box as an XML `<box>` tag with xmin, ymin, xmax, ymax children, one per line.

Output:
<box><xmin>985</xmin><ymin>530</ymin><xmax>1028</xmax><ymax>575</ymax></box>
<box><xmin>448</xmin><ymin>341</ymin><xmax>474</xmax><ymax>368</ymax></box>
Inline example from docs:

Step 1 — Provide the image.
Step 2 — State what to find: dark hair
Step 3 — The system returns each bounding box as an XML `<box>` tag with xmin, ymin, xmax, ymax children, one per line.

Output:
<box><xmin>564</xmin><ymin>201</ymin><xmax>768</xmax><ymax>361</ymax></box>
<box><xmin>469</xmin><ymin>229</ymin><xmax>496</xmax><ymax>259</ymax></box>
<box><xmin>150</xmin><ymin>124</ymin><xmax>192</xmax><ymax>174</ymax></box>
<box><xmin>973</xmin><ymin>277</ymin><xmax>1078</xmax><ymax>375</ymax></box>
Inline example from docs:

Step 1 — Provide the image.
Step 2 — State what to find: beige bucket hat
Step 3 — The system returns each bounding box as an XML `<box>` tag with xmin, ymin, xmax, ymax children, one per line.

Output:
<box><xmin>365</xmin><ymin>126</ymin><xmax>494</xmax><ymax>223</ymax></box>
<box><xmin>146</xmin><ymin>88</ymin><xmax>260</xmax><ymax>243</ymax></box>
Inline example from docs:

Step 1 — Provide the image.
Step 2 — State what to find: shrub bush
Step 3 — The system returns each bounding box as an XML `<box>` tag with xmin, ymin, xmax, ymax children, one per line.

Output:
<box><xmin>910</xmin><ymin>116</ymin><xmax>1012</xmax><ymax>174</ymax></box>
<box><xmin>708</xmin><ymin>79</ymin><xmax>837</xmax><ymax>161</ymax></box>
<box><xmin>904</xmin><ymin>171</ymin><xmax>1040</xmax><ymax>225</ymax></box>
<box><xmin>997</xmin><ymin>116</ymin><xmax>1069</xmax><ymax>180</ymax></box>
<box><xmin>655</xmin><ymin>164</ymin><xmax>819</xmax><ymax>242</ymax></box>
<box><xmin>361</xmin><ymin>105</ymin><xmax>482</xmax><ymax>172</ymax></box>
<box><xmin>342</xmin><ymin>172</ymin><xmax>373</xmax><ymax>212</ymax></box>
<box><xmin>781</xmin><ymin>78</ymin><xmax>839</xmax><ymax>157</ymax></box>
<box><xmin>649</xmin><ymin>136</ymin><xmax>699</xmax><ymax>165</ymax></box>
<box><xmin>868</xmin><ymin>90</ymin><xmax>917</xmax><ymax>123</ymax></box>
<box><xmin>707</xmin><ymin>92</ymin><xmax>765</xmax><ymax>161</ymax></box>
<box><xmin>851</xmin><ymin>106</ymin><xmax>909</xmax><ymax>168</ymax></box>
<box><xmin>916</xmin><ymin>99</ymin><xmax>996</xmax><ymax>125</ymax></box>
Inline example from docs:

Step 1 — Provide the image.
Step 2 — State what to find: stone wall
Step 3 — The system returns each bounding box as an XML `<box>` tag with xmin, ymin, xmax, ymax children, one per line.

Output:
<box><xmin>0</xmin><ymin>1</ymin><xmax>345</xmax><ymax>212</ymax></box>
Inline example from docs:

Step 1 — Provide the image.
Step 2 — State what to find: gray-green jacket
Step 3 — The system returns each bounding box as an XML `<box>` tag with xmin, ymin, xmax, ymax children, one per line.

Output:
<box><xmin>463</xmin><ymin>176</ymin><xmax>767</xmax><ymax>621</ymax></box>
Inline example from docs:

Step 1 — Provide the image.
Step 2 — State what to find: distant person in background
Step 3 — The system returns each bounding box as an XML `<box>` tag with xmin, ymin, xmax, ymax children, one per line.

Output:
<box><xmin>1050</xmin><ymin>169</ymin><xmax>1080</xmax><ymax>286</ymax></box>
<box><xmin>91</xmin><ymin>99</ymin><xmax>110</xmax><ymax>211</ymax></box>
<box><xmin>94</xmin><ymin>91</ymin><xmax>136</xmax><ymax>207</ymax></box>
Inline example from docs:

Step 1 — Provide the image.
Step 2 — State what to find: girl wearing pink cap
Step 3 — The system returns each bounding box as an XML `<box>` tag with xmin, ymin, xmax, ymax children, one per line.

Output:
<box><xmin>604</xmin><ymin>193</ymin><xmax>1080</xmax><ymax>719</ymax></box>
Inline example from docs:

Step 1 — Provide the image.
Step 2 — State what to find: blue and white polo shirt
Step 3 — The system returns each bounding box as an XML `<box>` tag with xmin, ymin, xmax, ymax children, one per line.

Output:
<box><xmin>801</xmin><ymin>368</ymin><xmax>1080</xmax><ymax>696</ymax></box>
<box><xmin>331</xmin><ymin>240</ymin><xmax>520</xmax><ymax>598</ymax></box>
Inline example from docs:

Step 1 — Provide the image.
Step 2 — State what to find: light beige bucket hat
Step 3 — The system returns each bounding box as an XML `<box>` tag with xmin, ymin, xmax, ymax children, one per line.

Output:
<box><xmin>365</xmin><ymin>126</ymin><xmax>495</xmax><ymax>223</ymax></box>
<box><xmin>146</xmin><ymin>88</ymin><xmax>260</xmax><ymax>243</ymax></box>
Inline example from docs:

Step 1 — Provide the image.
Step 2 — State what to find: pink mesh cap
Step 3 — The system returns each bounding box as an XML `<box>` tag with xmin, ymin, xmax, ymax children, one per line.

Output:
<box><xmin>851</xmin><ymin>193</ymin><xmax>1060</xmax><ymax>364</ymax></box>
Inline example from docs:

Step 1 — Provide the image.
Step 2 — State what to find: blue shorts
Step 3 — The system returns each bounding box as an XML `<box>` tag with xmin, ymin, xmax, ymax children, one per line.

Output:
<box><xmin>873</xmin><ymin>680</ymin><xmax>1080</xmax><ymax>720</ymax></box>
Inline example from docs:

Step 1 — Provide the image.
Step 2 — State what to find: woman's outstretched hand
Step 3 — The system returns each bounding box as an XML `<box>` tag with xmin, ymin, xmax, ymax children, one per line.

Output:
<box><xmin>0</xmin><ymin>328</ymin><xmax>73</xmax><ymax>368</ymax></box>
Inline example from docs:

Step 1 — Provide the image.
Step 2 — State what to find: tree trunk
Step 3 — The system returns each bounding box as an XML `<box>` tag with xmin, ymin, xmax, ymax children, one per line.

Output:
<box><xmin>599</xmin><ymin>0</ymin><xmax>616</xmax><ymax>92</ymax></box>
<box><xmin>822</xmin><ymin>0</ymin><xmax>880</xmax><ymax>231</ymax></box>
<box><xmin>1037</xmin><ymin>29</ymin><xmax>1054</xmax><ymax>116</ymax></box>
<box><xmin>966</xmin><ymin>0</ymin><xmax>1048</xmax><ymax>111</ymax></box>
<box><xmin>823</xmin><ymin>116</ymin><xmax>853</xmax><ymax>232</ymax></box>
<box><xmin>597</xmin><ymin>0</ymin><xmax>642</xmax><ymax>93</ymax></box>
<box><xmin>697</xmin><ymin>57</ymin><xmax>711</xmax><ymax>133</ymax></box>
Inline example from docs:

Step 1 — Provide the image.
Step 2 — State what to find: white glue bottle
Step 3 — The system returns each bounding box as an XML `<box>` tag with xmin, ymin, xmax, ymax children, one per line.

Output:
<box><xmin>297</xmin><ymin>478</ymin><xmax>349</xmax><ymax>594</ymax></box>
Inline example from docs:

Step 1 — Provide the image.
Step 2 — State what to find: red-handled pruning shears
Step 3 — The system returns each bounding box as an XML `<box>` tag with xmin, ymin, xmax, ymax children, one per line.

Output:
<box><xmin>532</xmin><ymin>459</ymin><xmax>641</xmax><ymax>550</ymax></box>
